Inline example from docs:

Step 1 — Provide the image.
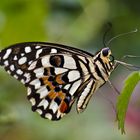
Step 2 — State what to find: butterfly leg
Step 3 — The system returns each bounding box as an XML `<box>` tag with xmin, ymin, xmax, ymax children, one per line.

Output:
<box><xmin>121</xmin><ymin>55</ymin><xmax>140</xmax><ymax>61</ymax></box>
<box><xmin>107</xmin><ymin>80</ymin><xmax>120</xmax><ymax>95</ymax></box>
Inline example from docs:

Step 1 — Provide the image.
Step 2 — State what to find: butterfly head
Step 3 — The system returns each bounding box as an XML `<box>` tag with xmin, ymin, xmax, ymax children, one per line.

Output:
<box><xmin>100</xmin><ymin>47</ymin><xmax>114</xmax><ymax>64</ymax></box>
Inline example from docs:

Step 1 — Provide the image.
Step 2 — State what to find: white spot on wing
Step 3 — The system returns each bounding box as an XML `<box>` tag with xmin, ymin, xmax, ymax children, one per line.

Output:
<box><xmin>17</xmin><ymin>69</ymin><xmax>23</xmax><ymax>75</ymax></box>
<box><xmin>18</xmin><ymin>57</ymin><xmax>27</xmax><ymax>65</ymax></box>
<box><xmin>30</xmin><ymin>98</ymin><xmax>36</xmax><ymax>106</ymax></box>
<box><xmin>54</xmin><ymin>68</ymin><xmax>68</xmax><ymax>75</ymax></box>
<box><xmin>10</xmin><ymin>65</ymin><xmax>15</xmax><ymax>71</ymax></box>
<box><xmin>41</xmin><ymin>56</ymin><xmax>52</xmax><ymax>67</ymax></box>
<box><xmin>68</xmin><ymin>70</ymin><xmax>80</xmax><ymax>82</ymax></box>
<box><xmin>45</xmin><ymin>113</ymin><xmax>52</xmax><ymax>120</ymax></box>
<box><xmin>25</xmin><ymin>46</ymin><xmax>31</xmax><ymax>53</ymax></box>
<box><xmin>13</xmin><ymin>75</ymin><xmax>18</xmax><ymax>79</ymax></box>
<box><xmin>49</xmin><ymin>100</ymin><xmax>58</xmax><ymax>113</ymax></box>
<box><xmin>51</xmin><ymin>48</ymin><xmax>57</xmax><ymax>53</ymax></box>
<box><xmin>4</xmin><ymin>60</ymin><xmax>9</xmax><ymax>66</ymax></box>
<box><xmin>28</xmin><ymin>61</ymin><xmax>33</xmax><ymax>65</ymax></box>
<box><xmin>21</xmin><ymin>79</ymin><xmax>25</xmax><ymax>84</ymax></box>
<box><xmin>36</xmin><ymin>49</ymin><xmax>43</xmax><ymax>58</ymax></box>
<box><xmin>57</xmin><ymin>110</ymin><xmax>62</xmax><ymax>118</ymax></box>
<box><xmin>30</xmin><ymin>79</ymin><xmax>41</xmax><ymax>89</ymax></box>
<box><xmin>37</xmin><ymin>86</ymin><xmax>49</xmax><ymax>98</ymax></box>
<box><xmin>69</xmin><ymin>80</ymin><xmax>81</xmax><ymax>95</ymax></box>
<box><xmin>64</xmin><ymin>84</ymin><xmax>71</xmax><ymax>90</ymax></box>
<box><xmin>63</xmin><ymin>55</ymin><xmax>76</xmax><ymax>69</ymax></box>
<box><xmin>7</xmin><ymin>70</ymin><xmax>11</xmax><ymax>74</ymax></box>
<box><xmin>34</xmin><ymin>68</ymin><xmax>44</xmax><ymax>78</ymax></box>
<box><xmin>27</xmin><ymin>87</ymin><xmax>31</xmax><ymax>95</ymax></box>
<box><xmin>36</xmin><ymin>45</ymin><xmax>41</xmax><ymax>49</ymax></box>
<box><xmin>24</xmin><ymin>73</ymin><xmax>30</xmax><ymax>83</ymax></box>
<box><xmin>36</xmin><ymin>109</ymin><xmax>42</xmax><ymax>115</ymax></box>
<box><xmin>13</xmin><ymin>56</ymin><xmax>18</xmax><ymax>60</ymax></box>
<box><xmin>21</xmin><ymin>53</ymin><xmax>24</xmax><ymax>56</ymax></box>
<box><xmin>38</xmin><ymin>99</ymin><xmax>49</xmax><ymax>109</ymax></box>
<box><xmin>28</xmin><ymin>61</ymin><xmax>37</xmax><ymax>70</ymax></box>
<box><xmin>3</xmin><ymin>49</ymin><xmax>12</xmax><ymax>59</ymax></box>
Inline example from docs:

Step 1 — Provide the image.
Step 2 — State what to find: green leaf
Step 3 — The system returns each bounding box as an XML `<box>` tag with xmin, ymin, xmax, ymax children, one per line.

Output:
<box><xmin>116</xmin><ymin>71</ymin><xmax>140</xmax><ymax>134</ymax></box>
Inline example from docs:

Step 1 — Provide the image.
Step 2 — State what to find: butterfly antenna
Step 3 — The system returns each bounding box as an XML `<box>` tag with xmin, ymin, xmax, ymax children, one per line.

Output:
<box><xmin>103</xmin><ymin>23</ymin><xmax>112</xmax><ymax>47</ymax></box>
<box><xmin>106</xmin><ymin>28</ymin><xmax>138</xmax><ymax>47</ymax></box>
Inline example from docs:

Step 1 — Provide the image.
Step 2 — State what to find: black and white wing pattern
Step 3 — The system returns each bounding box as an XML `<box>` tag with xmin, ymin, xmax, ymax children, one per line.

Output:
<box><xmin>0</xmin><ymin>42</ymin><xmax>99</xmax><ymax>120</ymax></box>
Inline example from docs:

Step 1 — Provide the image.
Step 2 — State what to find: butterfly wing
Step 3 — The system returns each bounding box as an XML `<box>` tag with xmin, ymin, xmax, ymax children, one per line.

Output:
<box><xmin>0</xmin><ymin>42</ymin><xmax>93</xmax><ymax>83</ymax></box>
<box><xmin>0</xmin><ymin>42</ymin><xmax>94</xmax><ymax>120</ymax></box>
<box><xmin>27</xmin><ymin>53</ymin><xmax>86</xmax><ymax>120</ymax></box>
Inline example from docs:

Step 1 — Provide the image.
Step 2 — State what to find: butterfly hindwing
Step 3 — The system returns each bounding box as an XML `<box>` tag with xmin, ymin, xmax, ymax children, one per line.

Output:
<box><xmin>26</xmin><ymin>54</ymin><xmax>84</xmax><ymax>120</ymax></box>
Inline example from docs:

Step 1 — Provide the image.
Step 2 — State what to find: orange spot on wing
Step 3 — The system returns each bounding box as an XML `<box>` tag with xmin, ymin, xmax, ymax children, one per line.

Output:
<box><xmin>56</xmin><ymin>75</ymin><xmax>65</xmax><ymax>84</ymax></box>
<box><xmin>57</xmin><ymin>91</ymin><xmax>65</xmax><ymax>99</ymax></box>
<box><xmin>60</xmin><ymin>101</ymin><xmax>68</xmax><ymax>113</ymax></box>
<box><xmin>47</xmin><ymin>89</ymin><xmax>66</xmax><ymax>100</ymax></box>
<box><xmin>48</xmin><ymin>91</ymin><xmax>56</xmax><ymax>99</ymax></box>
<box><xmin>42</xmin><ymin>77</ymin><xmax>49</xmax><ymax>84</ymax></box>
<box><xmin>41</xmin><ymin>77</ymin><xmax>54</xmax><ymax>90</ymax></box>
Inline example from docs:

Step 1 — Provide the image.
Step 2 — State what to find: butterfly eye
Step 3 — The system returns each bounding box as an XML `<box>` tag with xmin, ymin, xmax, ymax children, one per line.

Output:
<box><xmin>102</xmin><ymin>48</ymin><xmax>110</xmax><ymax>57</ymax></box>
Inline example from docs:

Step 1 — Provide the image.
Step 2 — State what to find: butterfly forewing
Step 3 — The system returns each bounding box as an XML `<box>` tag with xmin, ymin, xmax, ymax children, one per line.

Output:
<box><xmin>0</xmin><ymin>42</ymin><xmax>96</xmax><ymax>120</ymax></box>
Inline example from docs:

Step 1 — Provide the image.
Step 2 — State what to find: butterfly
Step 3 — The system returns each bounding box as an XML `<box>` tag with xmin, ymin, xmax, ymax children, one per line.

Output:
<box><xmin>0</xmin><ymin>42</ymin><xmax>115</xmax><ymax>120</ymax></box>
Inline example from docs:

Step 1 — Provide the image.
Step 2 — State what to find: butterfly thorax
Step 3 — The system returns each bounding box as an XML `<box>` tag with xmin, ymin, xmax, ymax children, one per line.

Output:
<box><xmin>76</xmin><ymin>47</ymin><xmax>115</xmax><ymax>113</ymax></box>
<box><xmin>93</xmin><ymin>47</ymin><xmax>115</xmax><ymax>82</ymax></box>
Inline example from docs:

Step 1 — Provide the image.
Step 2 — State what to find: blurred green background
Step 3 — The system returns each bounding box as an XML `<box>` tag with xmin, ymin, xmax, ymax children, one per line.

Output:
<box><xmin>0</xmin><ymin>0</ymin><xmax>140</xmax><ymax>140</ymax></box>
